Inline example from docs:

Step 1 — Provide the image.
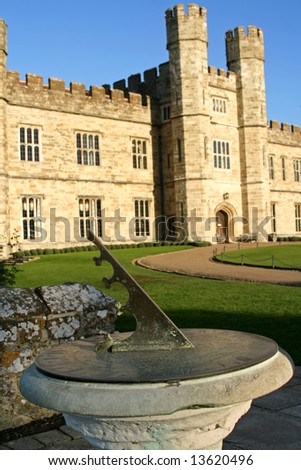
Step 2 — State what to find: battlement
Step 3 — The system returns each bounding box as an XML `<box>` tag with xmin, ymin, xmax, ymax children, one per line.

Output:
<box><xmin>226</xmin><ymin>25</ymin><xmax>264</xmax><ymax>65</ymax></box>
<box><xmin>207</xmin><ymin>66</ymin><xmax>236</xmax><ymax>91</ymax></box>
<box><xmin>113</xmin><ymin>62</ymin><xmax>170</xmax><ymax>100</ymax></box>
<box><xmin>165</xmin><ymin>3</ymin><xmax>207</xmax><ymax>46</ymax></box>
<box><xmin>4</xmin><ymin>71</ymin><xmax>150</xmax><ymax>121</ymax></box>
<box><xmin>268</xmin><ymin>120</ymin><xmax>301</xmax><ymax>145</ymax></box>
<box><xmin>269</xmin><ymin>120</ymin><xmax>301</xmax><ymax>134</ymax></box>
<box><xmin>208</xmin><ymin>66</ymin><xmax>236</xmax><ymax>79</ymax></box>
<box><xmin>226</xmin><ymin>26</ymin><xmax>264</xmax><ymax>42</ymax></box>
<box><xmin>165</xmin><ymin>4</ymin><xmax>206</xmax><ymax>20</ymax></box>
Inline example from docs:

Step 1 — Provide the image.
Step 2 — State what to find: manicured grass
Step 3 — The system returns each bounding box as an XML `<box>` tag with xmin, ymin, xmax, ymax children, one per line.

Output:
<box><xmin>13</xmin><ymin>245</ymin><xmax>301</xmax><ymax>365</ymax></box>
<box><xmin>215</xmin><ymin>245</ymin><xmax>301</xmax><ymax>270</ymax></box>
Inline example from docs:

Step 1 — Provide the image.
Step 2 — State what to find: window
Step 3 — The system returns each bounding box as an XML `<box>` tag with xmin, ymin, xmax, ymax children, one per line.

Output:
<box><xmin>269</xmin><ymin>155</ymin><xmax>274</xmax><ymax>180</ymax></box>
<box><xmin>19</xmin><ymin>127</ymin><xmax>40</xmax><ymax>162</ymax></box>
<box><xmin>271</xmin><ymin>203</ymin><xmax>277</xmax><ymax>232</ymax></box>
<box><xmin>167</xmin><ymin>153</ymin><xmax>171</xmax><ymax>169</ymax></box>
<box><xmin>132</xmin><ymin>139</ymin><xmax>147</xmax><ymax>169</ymax></box>
<box><xmin>134</xmin><ymin>199</ymin><xmax>150</xmax><ymax>237</ymax></box>
<box><xmin>294</xmin><ymin>160</ymin><xmax>301</xmax><ymax>182</ymax></box>
<box><xmin>179</xmin><ymin>202</ymin><xmax>184</xmax><ymax>218</ymax></box>
<box><xmin>281</xmin><ymin>157</ymin><xmax>286</xmax><ymax>181</ymax></box>
<box><xmin>213</xmin><ymin>140</ymin><xmax>230</xmax><ymax>169</ymax></box>
<box><xmin>78</xmin><ymin>198</ymin><xmax>102</xmax><ymax>238</ymax></box>
<box><xmin>295</xmin><ymin>204</ymin><xmax>301</xmax><ymax>232</ymax></box>
<box><xmin>21</xmin><ymin>196</ymin><xmax>42</xmax><ymax>240</ymax></box>
<box><xmin>177</xmin><ymin>138</ymin><xmax>182</xmax><ymax>163</ymax></box>
<box><xmin>213</xmin><ymin>98</ymin><xmax>227</xmax><ymax>113</ymax></box>
<box><xmin>161</xmin><ymin>105</ymin><xmax>171</xmax><ymax>122</ymax></box>
<box><xmin>76</xmin><ymin>133</ymin><xmax>100</xmax><ymax>166</ymax></box>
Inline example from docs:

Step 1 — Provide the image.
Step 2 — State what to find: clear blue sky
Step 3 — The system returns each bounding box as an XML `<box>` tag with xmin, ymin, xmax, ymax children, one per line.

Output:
<box><xmin>1</xmin><ymin>0</ymin><xmax>301</xmax><ymax>126</ymax></box>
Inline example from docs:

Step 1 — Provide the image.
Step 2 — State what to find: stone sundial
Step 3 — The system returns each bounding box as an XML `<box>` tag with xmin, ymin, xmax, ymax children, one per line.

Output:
<box><xmin>20</xmin><ymin>231</ymin><xmax>294</xmax><ymax>450</ymax></box>
<box><xmin>35</xmin><ymin>231</ymin><xmax>278</xmax><ymax>383</ymax></box>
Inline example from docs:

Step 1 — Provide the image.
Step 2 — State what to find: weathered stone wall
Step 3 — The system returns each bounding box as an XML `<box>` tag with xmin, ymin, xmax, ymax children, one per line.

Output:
<box><xmin>0</xmin><ymin>282</ymin><xmax>118</xmax><ymax>431</ymax></box>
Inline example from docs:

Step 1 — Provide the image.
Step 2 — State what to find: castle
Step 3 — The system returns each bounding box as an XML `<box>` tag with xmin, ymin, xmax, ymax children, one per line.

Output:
<box><xmin>1</xmin><ymin>4</ymin><xmax>301</xmax><ymax>257</ymax></box>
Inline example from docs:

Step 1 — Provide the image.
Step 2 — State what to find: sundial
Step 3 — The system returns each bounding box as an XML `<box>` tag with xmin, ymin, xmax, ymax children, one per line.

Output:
<box><xmin>35</xmin><ymin>231</ymin><xmax>278</xmax><ymax>383</ymax></box>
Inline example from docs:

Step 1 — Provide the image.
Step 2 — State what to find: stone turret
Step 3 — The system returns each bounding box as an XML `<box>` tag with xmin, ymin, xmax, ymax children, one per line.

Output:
<box><xmin>226</xmin><ymin>26</ymin><xmax>266</xmax><ymax>126</ymax></box>
<box><xmin>164</xmin><ymin>5</ymin><xmax>211</xmax><ymax>239</ymax></box>
<box><xmin>165</xmin><ymin>4</ymin><xmax>208</xmax><ymax>115</ymax></box>
<box><xmin>226</xmin><ymin>26</ymin><xmax>270</xmax><ymax>236</ymax></box>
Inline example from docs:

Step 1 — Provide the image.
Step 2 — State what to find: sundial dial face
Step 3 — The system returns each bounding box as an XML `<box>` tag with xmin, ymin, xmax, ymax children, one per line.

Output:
<box><xmin>36</xmin><ymin>231</ymin><xmax>278</xmax><ymax>383</ymax></box>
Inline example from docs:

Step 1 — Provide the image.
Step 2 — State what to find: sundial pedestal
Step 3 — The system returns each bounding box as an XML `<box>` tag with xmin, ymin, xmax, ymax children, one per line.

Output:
<box><xmin>20</xmin><ymin>331</ymin><xmax>293</xmax><ymax>450</ymax></box>
<box><xmin>19</xmin><ymin>233</ymin><xmax>294</xmax><ymax>450</ymax></box>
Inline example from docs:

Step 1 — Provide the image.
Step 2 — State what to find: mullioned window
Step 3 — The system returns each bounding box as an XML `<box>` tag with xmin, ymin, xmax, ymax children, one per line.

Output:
<box><xmin>295</xmin><ymin>204</ymin><xmax>301</xmax><ymax>232</ymax></box>
<box><xmin>78</xmin><ymin>198</ymin><xmax>102</xmax><ymax>238</ymax></box>
<box><xmin>19</xmin><ymin>127</ymin><xmax>40</xmax><ymax>162</ymax></box>
<box><xmin>212</xmin><ymin>98</ymin><xmax>227</xmax><ymax>113</ymax></box>
<box><xmin>134</xmin><ymin>199</ymin><xmax>150</xmax><ymax>237</ymax></box>
<box><xmin>21</xmin><ymin>196</ymin><xmax>42</xmax><ymax>240</ymax></box>
<box><xmin>76</xmin><ymin>133</ymin><xmax>100</xmax><ymax>166</ymax></box>
<box><xmin>132</xmin><ymin>139</ymin><xmax>147</xmax><ymax>170</ymax></box>
<box><xmin>213</xmin><ymin>140</ymin><xmax>230</xmax><ymax>169</ymax></box>
<box><xmin>294</xmin><ymin>160</ymin><xmax>301</xmax><ymax>182</ymax></box>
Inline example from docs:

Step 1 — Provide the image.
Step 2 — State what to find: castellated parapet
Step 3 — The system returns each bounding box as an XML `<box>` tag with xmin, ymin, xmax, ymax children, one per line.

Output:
<box><xmin>113</xmin><ymin>62</ymin><xmax>171</xmax><ymax>105</ymax></box>
<box><xmin>4</xmin><ymin>71</ymin><xmax>150</xmax><ymax>122</ymax></box>
<box><xmin>226</xmin><ymin>26</ymin><xmax>265</xmax><ymax>66</ymax></box>
<box><xmin>165</xmin><ymin>4</ymin><xmax>207</xmax><ymax>46</ymax></box>
<box><xmin>207</xmin><ymin>66</ymin><xmax>236</xmax><ymax>91</ymax></box>
<box><xmin>268</xmin><ymin>120</ymin><xmax>301</xmax><ymax>145</ymax></box>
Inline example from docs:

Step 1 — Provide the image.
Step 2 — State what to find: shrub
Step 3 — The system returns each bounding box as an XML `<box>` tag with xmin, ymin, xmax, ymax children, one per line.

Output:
<box><xmin>12</xmin><ymin>251</ymin><xmax>25</xmax><ymax>259</ymax></box>
<box><xmin>0</xmin><ymin>261</ymin><xmax>19</xmax><ymax>286</ymax></box>
<box><xmin>137</xmin><ymin>243</ymin><xmax>146</xmax><ymax>248</ymax></box>
<box><xmin>43</xmin><ymin>249</ymin><xmax>54</xmax><ymax>255</ymax></box>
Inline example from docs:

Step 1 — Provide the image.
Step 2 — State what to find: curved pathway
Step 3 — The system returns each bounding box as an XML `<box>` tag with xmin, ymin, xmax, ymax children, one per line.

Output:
<box><xmin>137</xmin><ymin>243</ymin><xmax>301</xmax><ymax>287</ymax></box>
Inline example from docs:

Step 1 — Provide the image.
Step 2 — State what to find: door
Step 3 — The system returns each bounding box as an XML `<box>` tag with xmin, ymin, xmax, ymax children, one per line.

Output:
<box><xmin>216</xmin><ymin>210</ymin><xmax>228</xmax><ymax>242</ymax></box>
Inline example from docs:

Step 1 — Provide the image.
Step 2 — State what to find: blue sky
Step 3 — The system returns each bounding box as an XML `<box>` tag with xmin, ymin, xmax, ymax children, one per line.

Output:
<box><xmin>1</xmin><ymin>0</ymin><xmax>301</xmax><ymax>125</ymax></box>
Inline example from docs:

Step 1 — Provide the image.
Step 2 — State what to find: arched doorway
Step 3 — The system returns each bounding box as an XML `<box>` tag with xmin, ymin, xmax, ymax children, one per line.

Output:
<box><xmin>216</xmin><ymin>210</ymin><xmax>229</xmax><ymax>243</ymax></box>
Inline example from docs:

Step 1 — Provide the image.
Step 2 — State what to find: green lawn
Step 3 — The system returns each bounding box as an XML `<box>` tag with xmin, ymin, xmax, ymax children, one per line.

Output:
<box><xmin>215</xmin><ymin>245</ymin><xmax>301</xmax><ymax>270</ymax></box>
<box><xmin>13</xmin><ymin>245</ymin><xmax>301</xmax><ymax>365</ymax></box>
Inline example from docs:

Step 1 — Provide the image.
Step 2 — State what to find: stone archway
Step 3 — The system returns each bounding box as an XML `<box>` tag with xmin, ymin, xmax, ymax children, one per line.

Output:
<box><xmin>214</xmin><ymin>203</ymin><xmax>237</xmax><ymax>243</ymax></box>
<box><xmin>216</xmin><ymin>210</ymin><xmax>229</xmax><ymax>242</ymax></box>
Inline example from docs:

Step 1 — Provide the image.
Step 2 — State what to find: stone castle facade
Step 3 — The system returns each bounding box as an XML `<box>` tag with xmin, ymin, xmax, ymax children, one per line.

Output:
<box><xmin>1</xmin><ymin>4</ymin><xmax>301</xmax><ymax>256</ymax></box>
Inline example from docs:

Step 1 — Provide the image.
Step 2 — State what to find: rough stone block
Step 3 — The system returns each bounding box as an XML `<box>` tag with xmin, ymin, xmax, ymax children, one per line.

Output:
<box><xmin>0</xmin><ymin>287</ymin><xmax>45</xmax><ymax>319</ymax></box>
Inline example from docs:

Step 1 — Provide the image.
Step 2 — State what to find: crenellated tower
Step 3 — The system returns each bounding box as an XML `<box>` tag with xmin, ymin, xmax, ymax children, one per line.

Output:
<box><xmin>0</xmin><ymin>19</ymin><xmax>8</xmax><ymax>254</ymax></box>
<box><xmin>165</xmin><ymin>4</ymin><xmax>211</xmax><ymax>239</ymax></box>
<box><xmin>226</xmin><ymin>26</ymin><xmax>270</xmax><ymax>236</ymax></box>
<box><xmin>166</xmin><ymin>3</ymin><xmax>208</xmax><ymax>115</ymax></box>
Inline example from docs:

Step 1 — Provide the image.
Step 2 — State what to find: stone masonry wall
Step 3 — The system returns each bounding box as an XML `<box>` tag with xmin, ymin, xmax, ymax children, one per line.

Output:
<box><xmin>0</xmin><ymin>282</ymin><xmax>119</xmax><ymax>431</ymax></box>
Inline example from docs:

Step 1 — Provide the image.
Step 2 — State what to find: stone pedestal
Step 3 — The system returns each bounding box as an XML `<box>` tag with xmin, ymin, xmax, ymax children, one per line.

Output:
<box><xmin>20</xmin><ymin>349</ymin><xmax>293</xmax><ymax>450</ymax></box>
<box><xmin>64</xmin><ymin>402</ymin><xmax>251</xmax><ymax>450</ymax></box>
